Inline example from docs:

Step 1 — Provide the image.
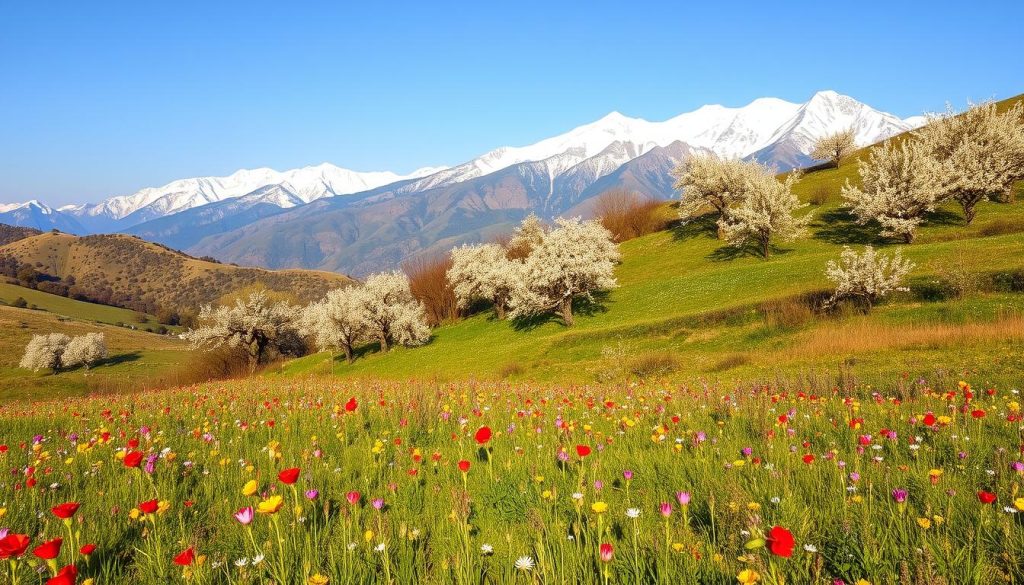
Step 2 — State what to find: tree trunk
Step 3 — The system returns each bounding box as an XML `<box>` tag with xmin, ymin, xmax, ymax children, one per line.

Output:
<box><xmin>560</xmin><ymin>298</ymin><xmax>574</xmax><ymax>327</ymax></box>
<box><xmin>761</xmin><ymin>236</ymin><xmax>770</xmax><ymax>260</ymax></box>
<box><xmin>342</xmin><ymin>343</ymin><xmax>353</xmax><ymax>364</ymax></box>
<box><xmin>963</xmin><ymin>201</ymin><xmax>977</xmax><ymax>225</ymax></box>
<box><xmin>378</xmin><ymin>333</ymin><xmax>389</xmax><ymax>353</ymax></box>
<box><xmin>903</xmin><ymin>232</ymin><xmax>914</xmax><ymax>244</ymax></box>
<box><xmin>495</xmin><ymin>302</ymin><xmax>506</xmax><ymax>320</ymax></box>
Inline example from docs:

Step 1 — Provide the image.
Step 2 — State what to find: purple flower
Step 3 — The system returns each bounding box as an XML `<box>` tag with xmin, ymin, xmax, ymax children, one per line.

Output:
<box><xmin>594</xmin><ymin>480</ymin><xmax>604</xmax><ymax>491</ymax></box>
<box><xmin>305</xmin><ymin>489</ymin><xmax>319</xmax><ymax>500</ymax></box>
<box><xmin>623</xmin><ymin>470</ymin><xmax>633</xmax><ymax>481</ymax></box>
<box><xmin>557</xmin><ymin>450</ymin><xmax>570</xmax><ymax>463</ymax></box>
<box><xmin>372</xmin><ymin>498</ymin><xmax>384</xmax><ymax>510</ymax></box>
<box><xmin>741</xmin><ymin>447</ymin><xmax>752</xmax><ymax>457</ymax></box>
<box><xmin>849</xmin><ymin>472</ymin><xmax>860</xmax><ymax>482</ymax></box>
<box><xmin>1012</xmin><ymin>461</ymin><xmax>1024</xmax><ymax>473</ymax></box>
<box><xmin>891</xmin><ymin>488</ymin><xmax>908</xmax><ymax>503</ymax></box>
<box><xmin>676</xmin><ymin>491</ymin><xmax>691</xmax><ymax>506</ymax></box>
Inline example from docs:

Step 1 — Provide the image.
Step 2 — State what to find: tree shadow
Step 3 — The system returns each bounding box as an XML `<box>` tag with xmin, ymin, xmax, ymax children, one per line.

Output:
<box><xmin>670</xmin><ymin>213</ymin><xmax>719</xmax><ymax>241</ymax></box>
<box><xmin>706</xmin><ymin>242</ymin><xmax>794</xmax><ymax>262</ymax></box>
<box><xmin>924</xmin><ymin>208</ymin><xmax>964</xmax><ymax>226</ymax></box>
<box><xmin>94</xmin><ymin>351</ymin><xmax>142</xmax><ymax>368</ymax></box>
<box><xmin>812</xmin><ymin>208</ymin><xmax>891</xmax><ymax>245</ymax></box>
<box><xmin>509</xmin><ymin>293</ymin><xmax>611</xmax><ymax>330</ymax></box>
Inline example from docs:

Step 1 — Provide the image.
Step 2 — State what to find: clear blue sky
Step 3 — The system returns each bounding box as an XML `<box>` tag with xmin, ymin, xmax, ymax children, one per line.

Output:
<box><xmin>2</xmin><ymin>0</ymin><xmax>1021</xmax><ymax>205</ymax></box>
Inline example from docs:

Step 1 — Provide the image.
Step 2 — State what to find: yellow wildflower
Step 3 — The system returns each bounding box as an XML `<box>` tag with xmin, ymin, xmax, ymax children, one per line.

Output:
<box><xmin>242</xmin><ymin>479</ymin><xmax>259</xmax><ymax>496</ymax></box>
<box><xmin>737</xmin><ymin>569</ymin><xmax>761</xmax><ymax>584</ymax></box>
<box><xmin>591</xmin><ymin>501</ymin><xmax>608</xmax><ymax>514</ymax></box>
<box><xmin>257</xmin><ymin>495</ymin><xmax>284</xmax><ymax>515</ymax></box>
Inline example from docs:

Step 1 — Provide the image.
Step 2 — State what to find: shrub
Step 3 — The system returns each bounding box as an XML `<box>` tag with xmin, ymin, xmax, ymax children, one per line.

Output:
<box><xmin>629</xmin><ymin>352</ymin><xmax>679</xmax><ymax>378</ymax></box>
<box><xmin>709</xmin><ymin>353</ymin><xmax>751</xmax><ymax>372</ymax></box>
<box><xmin>404</xmin><ymin>254</ymin><xmax>460</xmax><ymax>326</ymax></box>
<box><xmin>593</xmin><ymin>190</ymin><xmax>667</xmax><ymax>242</ymax></box>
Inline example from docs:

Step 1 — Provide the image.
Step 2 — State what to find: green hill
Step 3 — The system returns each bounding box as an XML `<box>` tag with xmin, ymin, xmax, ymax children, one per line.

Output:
<box><xmin>278</xmin><ymin>96</ymin><xmax>1024</xmax><ymax>390</ymax></box>
<box><xmin>0</xmin><ymin>281</ymin><xmax>169</xmax><ymax>329</ymax></box>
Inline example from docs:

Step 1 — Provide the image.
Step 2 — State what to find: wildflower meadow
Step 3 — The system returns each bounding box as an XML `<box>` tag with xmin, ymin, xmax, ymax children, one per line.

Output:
<box><xmin>1</xmin><ymin>377</ymin><xmax>1023</xmax><ymax>584</ymax></box>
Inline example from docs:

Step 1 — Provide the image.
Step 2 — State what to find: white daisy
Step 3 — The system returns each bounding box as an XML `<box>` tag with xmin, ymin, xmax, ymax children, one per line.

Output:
<box><xmin>514</xmin><ymin>556</ymin><xmax>535</xmax><ymax>571</ymax></box>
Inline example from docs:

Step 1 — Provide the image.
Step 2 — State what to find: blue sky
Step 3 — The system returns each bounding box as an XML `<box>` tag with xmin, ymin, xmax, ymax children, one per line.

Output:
<box><xmin>2</xmin><ymin>0</ymin><xmax>1021</xmax><ymax>205</ymax></box>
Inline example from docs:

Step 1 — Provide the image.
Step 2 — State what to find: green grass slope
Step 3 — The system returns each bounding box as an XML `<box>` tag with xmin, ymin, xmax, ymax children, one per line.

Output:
<box><xmin>0</xmin><ymin>304</ymin><xmax>191</xmax><ymax>401</ymax></box>
<box><xmin>0</xmin><ymin>281</ymin><xmax>169</xmax><ymax>328</ymax></box>
<box><xmin>278</xmin><ymin>95</ymin><xmax>1024</xmax><ymax>390</ymax></box>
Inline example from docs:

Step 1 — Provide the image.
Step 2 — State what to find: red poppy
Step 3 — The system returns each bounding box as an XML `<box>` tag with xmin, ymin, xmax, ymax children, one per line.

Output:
<box><xmin>278</xmin><ymin>467</ymin><xmax>301</xmax><ymax>485</ymax></box>
<box><xmin>458</xmin><ymin>460</ymin><xmax>470</xmax><ymax>472</ymax></box>
<box><xmin>922</xmin><ymin>413</ymin><xmax>936</xmax><ymax>426</ymax></box>
<box><xmin>0</xmin><ymin>533</ymin><xmax>30</xmax><ymax>559</ymax></box>
<box><xmin>46</xmin><ymin>565</ymin><xmax>77</xmax><ymax>585</ymax></box>
<box><xmin>345</xmin><ymin>397</ymin><xmax>358</xmax><ymax>412</ymax></box>
<box><xmin>123</xmin><ymin>450</ymin><xmax>143</xmax><ymax>468</ymax></box>
<box><xmin>32</xmin><ymin>537</ymin><xmax>63</xmax><ymax>560</ymax></box>
<box><xmin>766</xmin><ymin>525</ymin><xmax>795</xmax><ymax>558</ymax></box>
<box><xmin>599</xmin><ymin>542</ymin><xmax>614</xmax><ymax>562</ymax></box>
<box><xmin>576</xmin><ymin>445</ymin><xmax>592</xmax><ymax>458</ymax></box>
<box><xmin>978</xmin><ymin>490</ymin><xmax>997</xmax><ymax>504</ymax></box>
<box><xmin>971</xmin><ymin>409</ymin><xmax>986</xmax><ymax>419</ymax></box>
<box><xmin>139</xmin><ymin>499</ymin><xmax>159</xmax><ymax>514</ymax></box>
<box><xmin>80</xmin><ymin>544</ymin><xmax>97</xmax><ymax>555</ymax></box>
<box><xmin>173</xmin><ymin>547</ymin><xmax>195</xmax><ymax>566</ymax></box>
<box><xmin>474</xmin><ymin>426</ymin><xmax>492</xmax><ymax>445</ymax></box>
<box><xmin>51</xmin><ymin>502</ymin><xmax>81</xmax><ymax>519</ymax></box>
<box><xmin>802</xmin><ymin>454</ymin><xmax>815</xmax><ymax>464</ymax></box>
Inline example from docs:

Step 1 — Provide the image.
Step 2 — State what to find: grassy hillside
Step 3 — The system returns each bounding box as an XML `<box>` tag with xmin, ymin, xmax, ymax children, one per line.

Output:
<box><xmin>0</xmin><ymin>232</ymin><xmax>352</xmax><ymax>317</ymax></box>
<box><xmin>0</xmin><ymin>281</ymin><xmax>169</xmax><ymax>328</ymax></box>
<box><xmin>278</xmin><ymin>95</ymin><xmax>1024</xmax><ymax>390</ymax></box>
<box><xmin>0</xmin><ymin>304</ymin><xmax>192</xmax><ymax>400</ymax></box>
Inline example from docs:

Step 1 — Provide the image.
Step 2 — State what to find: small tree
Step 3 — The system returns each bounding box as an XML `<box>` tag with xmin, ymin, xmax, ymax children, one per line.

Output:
<box><xmin>299</xmin><ymin>287</ymin><xmax>368</xmax><ymax>363</ymax></box>
<box><xmin>841</xmin><ymin>140</ymin><xmax>944</xmax><ymax>243</ymax></box>
<box><xmin>63</xmin><ymin>333</ymin><xmax>108</xmax><ymax>370</ymax></box>
<box><xmin>508</xmin><ymin>217</ymin><xmax>620</xmax><ymax>326</ymax></box>
<box><xmin>810</xmin><ymin>128</ymin><xmax>858</xmax><ymax>168</ymax></box>
<box><xmin>825</xmin><ymin>246</ymin><xmax>914</xmax><ymax>312</ymax></box>
<box><xmin>447</xmin><ymin>243</ymin><xmax>522</xmax><ymax>319</ymax></box>
<box><xmin>181</xmin><ymin>290</ymin><xmax>298</xmax><ymax>373</ymax></box>
<box><xmin>916</xmin><ymin>100</ymin><xmax>1024</xmax><ymax>224</ymax></box>
<box><xmin>359</xmin><ymin>271</ymin><xmax>431</xmax><ymax>352</ymax></box>
<box><xmin>672</xmin><ymin>154</ymin><xmax>764</xmax><ymax>224</ymax></box>
<box><xmin>719</xmin><ymin>170</ymin><xmax>810</xmax><ymax>258</ymax></box>
<box><xmin>19</xmin><ymin>333</ymin><xmax>70</xmax><ymax>372</ymax></box>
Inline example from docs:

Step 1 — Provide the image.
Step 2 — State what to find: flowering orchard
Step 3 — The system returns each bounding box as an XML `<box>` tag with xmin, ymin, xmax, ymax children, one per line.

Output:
<box><xmin>2</xmin><ymin>378</ymin><xmax>1024</xmax><ymax>584</ymax></box>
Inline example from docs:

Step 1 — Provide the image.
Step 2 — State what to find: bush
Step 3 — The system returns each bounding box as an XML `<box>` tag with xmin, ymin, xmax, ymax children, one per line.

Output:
<box><xmin>12</xmin><ymin>297</ymin><xmax>27</xmax><ymax>308</ymax></box>
<box><xmin>593</xmin><ymin>190</ymin><xmax>667</xmax><ymax>243</ymax></box>
<box><xmin>709</xmin><ymin>353</ymin><xmax>751</xmax><ymax>372</ymax></box>
<box><xmin>403</xmin><ymin>254</ymin><xmax>460</xmax><ymax>326</ymax></box>
<box><xmin>629</xmin><ymin>352</ymin><xmax>679</xmax><ymax>379</ymax></box>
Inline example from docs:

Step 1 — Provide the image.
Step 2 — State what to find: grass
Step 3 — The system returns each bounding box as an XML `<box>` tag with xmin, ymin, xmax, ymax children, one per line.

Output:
<box><xmin>1</xmin><ymin>377</ymin><xmax>1022</xmax><ymax>583</ymax></box>
<box><xmin>0</xmin><ymin>304</ymin><xmax>191</xmax><ymax>400</ymax></box>
<box><xmin>0</xmin><ymin>281</ymin><xmax>167</xmax><ymax>328</ymax></box>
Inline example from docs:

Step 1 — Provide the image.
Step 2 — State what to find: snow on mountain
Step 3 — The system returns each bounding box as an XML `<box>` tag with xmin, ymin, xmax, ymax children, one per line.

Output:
<box><xmin>0</xmin><ymin>200</ymin><xmax>86</xmax><ymax>233</ymax></box>
<box><xmin>60</xmin><ymin>163</ymin><xmax>446</xmax><ymax>230</ymax></box>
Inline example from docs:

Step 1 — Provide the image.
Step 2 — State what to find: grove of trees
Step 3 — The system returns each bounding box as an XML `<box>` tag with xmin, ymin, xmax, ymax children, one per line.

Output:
<box><xmin>20</xmin><ymin>332</ymin><xmax>107</xmax><ymax>372</ymax></box>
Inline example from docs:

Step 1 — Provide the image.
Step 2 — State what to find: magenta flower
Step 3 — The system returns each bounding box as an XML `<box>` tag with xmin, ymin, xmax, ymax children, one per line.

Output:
<box><xmin>891</xmin><ymin>488</ymin><xmax>908</xmax><ymax>503</ymax></box>
<box><xmin>623</xmin><ymin>470</ymin><xmax>633</xmax><ymax>481</ymax></box>
<box><xmin>234</xmin><ymin>506</ymin><xmax>254</xmax><ymax>525</ymax></box>
<box><xmin>305</xmin><ymin>489</ymin><xmax>319</xmax><ymax>500</ymax></box>
<box><xmin>659</xmin><ymin>502</ymin><xmax>672</xmax><ymax>518</ymax></box>
<box><xmin>372</xmin><ymin>498</ymin><xmax>384</xmax><ymax>510</ymax></box>
<box><xmin>676</xmin><ymin>491</ymin><xmax>691</xmax><ymax>506</ymax></box>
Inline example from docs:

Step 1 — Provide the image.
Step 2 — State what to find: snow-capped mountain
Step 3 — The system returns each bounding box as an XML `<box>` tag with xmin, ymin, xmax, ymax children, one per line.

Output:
<box><xmin>1</xmin><ymin>90</ymin><xmax>923</xmax><ymax>273</ymax></box>
<box><xmin>59</xmin><ymin>163</ymin><xmax>446</xmax><ymax>232</ymax></box>
<box><xmin>0</xmin><ymin>200</ymin><xmax>86</xmax><ymax>233</ymax></box>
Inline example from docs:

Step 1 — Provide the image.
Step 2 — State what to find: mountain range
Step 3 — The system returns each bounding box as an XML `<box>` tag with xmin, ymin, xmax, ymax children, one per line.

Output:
<box><xmin>1</xmin><ymin>90</ymin><xmax>924</xmax><ymax>275</ymax></box>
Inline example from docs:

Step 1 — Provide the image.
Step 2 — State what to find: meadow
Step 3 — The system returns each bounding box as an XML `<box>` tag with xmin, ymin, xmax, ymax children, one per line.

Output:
<box><xmin>1</xmin><ymin>376</ymin><xmax>1023</xmax><ymax>584</ymax></box>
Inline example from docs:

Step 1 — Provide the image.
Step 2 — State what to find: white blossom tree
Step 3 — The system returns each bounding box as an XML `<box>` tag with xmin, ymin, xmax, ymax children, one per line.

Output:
<box><xmin>841</xmin><ymin>140</ymin><xmax>944</xmax><ymax>243</ymax></box>
<box><xmin>825</xmin><ymin>245</ymin><xmax>914</xmax><ymax>312</ymax></box>
<box><xmin>719</xmin><ymin>170</ymin><xmax>810</xmax><ymax>258</ymax></box>
<box><xmin>298</xmin><ymin>287</ymin><xmax>368</xmax><ymax>363</ymax></box>
<box><xmin>447</xmin><ymin>243</ymin><xmax>522</xmax><ymax>319</ymax></box>
<box><xmin>359</xmin><ymin>271</ymin><xmax>431</xmax><ymax>351</ymax></box>
<box><xmin>62</xmin><ymin>333</ymin><xmax>107</xmax><ymax>370</ymax></box>
<box><xmin>508</xmin><ymin>217</ymin><xmax>620</xmax><ymax>326</ymax></box>
<box><xmin>19</xmin><ymin>333</ymin><xmax>70</xmax><ymax>372</ymax></box>
<box><xmin>506</xmin><ymin>213</ymin><xmax>548</xmax><ymax>258</ymax></box>
<box><xmin>181</xmin><ymin>290</ymin><xmax>299</xmax><ymax>372</ymax></box>
<box><xmin>672</xmin><ymin>154</ymin><xmax>765</xmax><ymax>223</ymax></box>
<box><xmin>916</xmin><ymin>100</ymin><xmax>1024</xmax><ymax>224</ymax></box>
<box><xmin>810</xmin><ymin>128</ymin><xmax>858</xmax><ymax>168</ymax></box>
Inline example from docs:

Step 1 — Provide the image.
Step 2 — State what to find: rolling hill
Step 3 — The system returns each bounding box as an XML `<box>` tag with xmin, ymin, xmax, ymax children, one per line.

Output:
<box><xmin>0</xmin><ymin>232</ymin><xmax>353</xmax><ymax>317</ymax></box>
